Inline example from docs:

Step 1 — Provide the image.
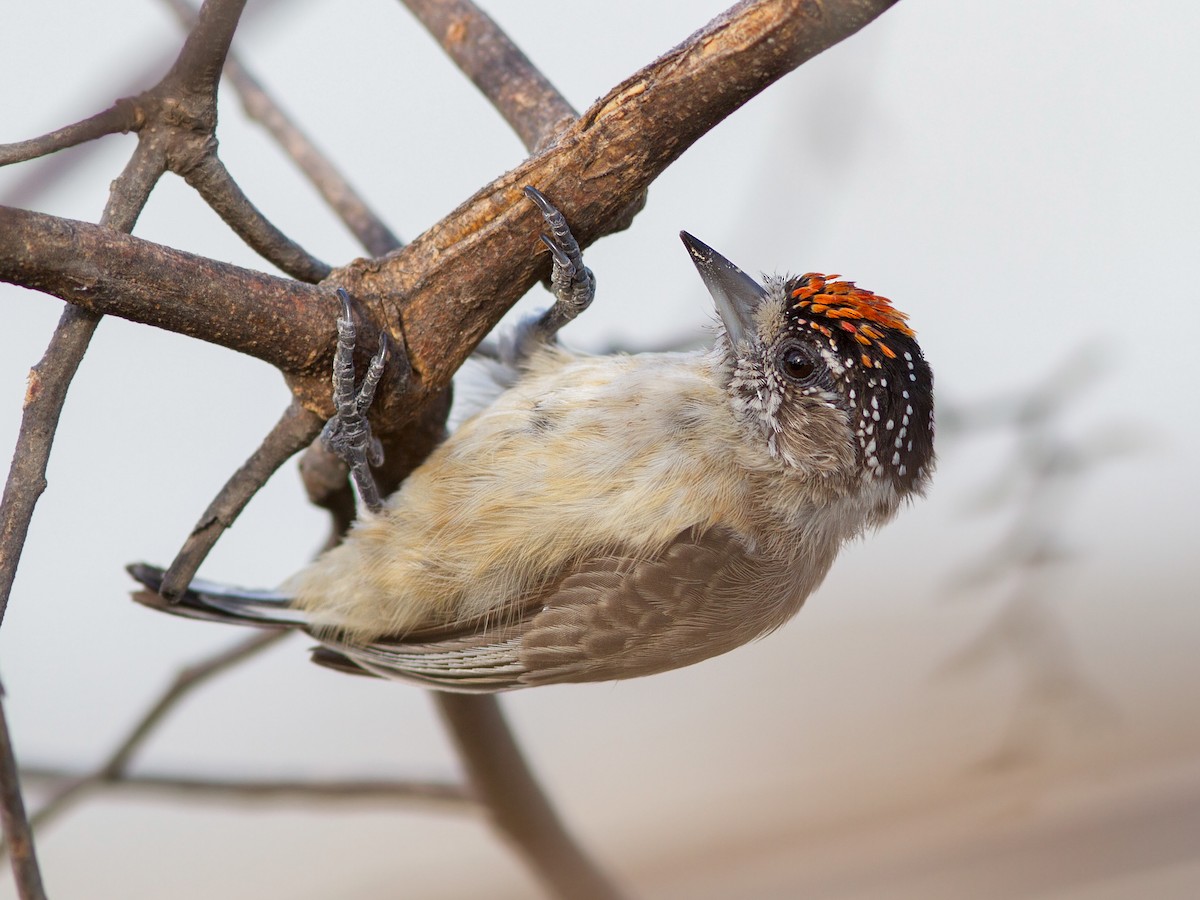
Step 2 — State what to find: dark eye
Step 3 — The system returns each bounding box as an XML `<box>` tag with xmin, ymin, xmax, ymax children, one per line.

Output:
<box><xmin>778</xmin><ymin>344</ymin><xmax>821</xmax><ymax>385</ymax></box>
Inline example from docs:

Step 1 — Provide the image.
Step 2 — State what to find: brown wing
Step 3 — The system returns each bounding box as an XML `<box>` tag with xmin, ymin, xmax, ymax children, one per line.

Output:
<box><xmin>315</xmin><ymin>526</ymin><xmax>810</xmax><ymax>692</ymax></box>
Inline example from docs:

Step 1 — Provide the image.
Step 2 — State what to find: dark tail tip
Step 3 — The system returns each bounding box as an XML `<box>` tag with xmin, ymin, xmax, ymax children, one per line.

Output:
<box><xmin>310</xmin><ymin>646</ymin><xmax>379</xmax><ymax>679</ymax></box>
<box><xmin>127</xmin><ymin>562</ymin><xmax>166</xmax><ymax>592</ymax></box>
<box><xmin>127</xmin><ymin>561</ymin><xmax>284</xmax><ymax>627</ymax></box>
<box><xmin>128</xmin><ymin>562</ymin><xmax>174</xmax><ymax>611</ymax></box>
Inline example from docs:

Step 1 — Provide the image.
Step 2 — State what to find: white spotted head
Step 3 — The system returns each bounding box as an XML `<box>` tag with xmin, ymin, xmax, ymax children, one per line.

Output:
<box><xmin>681</xmin><ymin>232</ymin><xmax>935</xmax><ymax>495</ymax></box>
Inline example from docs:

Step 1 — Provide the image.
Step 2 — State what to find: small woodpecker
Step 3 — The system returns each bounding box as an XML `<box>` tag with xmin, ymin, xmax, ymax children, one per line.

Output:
<box><xmin>130</xmin><ymin>188</ymin><xmax>934</xmax><ymax>692</ymax></box>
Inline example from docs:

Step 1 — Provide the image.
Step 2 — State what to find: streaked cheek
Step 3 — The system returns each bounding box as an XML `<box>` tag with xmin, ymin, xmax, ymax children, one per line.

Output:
<box><xmin>775</xmin><ymin>402</ymin><xmax>855</xmax><ymax>474</ymax></box>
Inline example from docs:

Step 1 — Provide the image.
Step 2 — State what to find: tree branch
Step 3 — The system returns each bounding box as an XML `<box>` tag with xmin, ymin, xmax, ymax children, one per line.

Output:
<box><xmin>0</xmin><ymin>3</ymin><xmax>259</xmax><ymax>885</ymax></box>
<box><xmin>183</xmin><ymin>153</ymin><xmax>332</xmax><ymax>282</ymax></box>
<box><xmin>18</xmin><ymin>767</ymin><xmax>470</xmax><ymax>808</ymax></box>
<box><xmin>0</xmin><ymin>307</ymin><xmax>99</xmax><ymax>632</ymax></box>
<box><xmin>6</xmin><ymin>630</ymin><xmax>288</xmax><ymax>849</ymax></box>
<box><xmin>1</xmin><ymin>0</ymin><xmax>899</xmax><ymax>440</ymax></box>
<box><xmin>0</xmin><ymin>208</ymin><xmax>337</xmax><ymax>384</ymax></box>
<box><xmin>162</xmin><ymin>0</ymin><xmax>248</xmax><ymax>96</ymax></box>
<box><xmin>146</xmin><ymin>0</ymin><xmax>333</xmax><ymax>279</ymax></box>
<box><xmin>0</xmin><ymin>696</ymin><xmax>44</xmax><ymax>900</ymax></box>
<box><xmin>401</xmin><ymin>0</ymin><xmax>578</xmax><ymax>151</ymax></box>
<box><xmin>437</xmin><ymin>694</ymin><xmax>625</xmax><ymax>900</ymax></box>
<box><xmin>100</xmin><ymin>133</ymin><xmax>168</xmax><ymax>232</ymax></box>
<box><xmin>0</xmin><ymin>0</ymin><xmax>292</xmax><ymax>209</ymax></box>
<box><xmin>156</xmin><ymin>0</ymin><xmax>403</xmax><ymax>259</ymax></box>
<box><xmin>224</xmin><ymin>56</ymin><xmax>404</xmax><ymax>257</ymax></box>
<box><xmin>160</xmin><ymin>401</ymin><xmax>324</xmax><ymax>600</ymax></box>
<box><xmin>0</xmin><ymin>101</ymin><xmax>142</xmax><ymax>168</ymax></box>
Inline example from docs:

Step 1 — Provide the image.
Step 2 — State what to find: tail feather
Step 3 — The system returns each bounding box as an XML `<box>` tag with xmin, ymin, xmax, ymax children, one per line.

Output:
<box><xmin>127</xmin><ymin>563</ymin><xmax>309</xmax><ymax>629</ymax></box>
<box><xmin>309</xmin><ymin>646</ymin><xmax>379</xmax><ymax>678</ymax></box>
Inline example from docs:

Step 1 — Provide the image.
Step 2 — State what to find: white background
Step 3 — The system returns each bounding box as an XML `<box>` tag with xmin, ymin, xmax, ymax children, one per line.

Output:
<box><xmin>1</xmin><ymin>1</ymin><xmax>1198</xmax><ymax>897</ymax></box>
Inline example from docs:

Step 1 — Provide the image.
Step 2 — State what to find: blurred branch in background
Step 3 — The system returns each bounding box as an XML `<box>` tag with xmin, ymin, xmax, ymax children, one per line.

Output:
<box><xmin>936</xmin><ymin>343</ymin><xmax>1144</xmax><ymax>770</ymax></box>
<box><xmin>6</xmin><ymin>630</ymin><xmax>468</xmax><ymax>859</ymax></box>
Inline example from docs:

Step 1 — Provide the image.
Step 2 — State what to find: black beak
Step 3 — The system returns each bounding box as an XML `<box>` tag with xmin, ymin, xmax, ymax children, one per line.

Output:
<box><xmin>679</xmin><ymin>231</ymin><xmax>768</xmax><ymax>346</ymax></box>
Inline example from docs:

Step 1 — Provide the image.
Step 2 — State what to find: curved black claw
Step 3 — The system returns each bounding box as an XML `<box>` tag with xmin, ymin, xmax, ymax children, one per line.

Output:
<box><xmin>322</xmin><ymin>287</ymin><xmax>389</xmax><ymax>513</ymax></box>
<box><xmin>538</xmin><ymin>233</ymin><xmax>574</xmax><ymax>272</ymax></box>
<box><xmin>515</xmin><ymin>186</ymin><xmax>596</xmax><ymax>361</ymax></box>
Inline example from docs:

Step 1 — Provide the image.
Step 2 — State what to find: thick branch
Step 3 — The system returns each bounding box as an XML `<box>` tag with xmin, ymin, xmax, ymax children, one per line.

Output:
<box><xmin>0</xmin><ymin>207</ymin><xmax>337</xmax><ymax>385</ymax></box>
<box><xmin>401</xmin><ymin>0</ymin><xmax>577</xmax><ymax>151</ymax></box>
<box><xmin>335</xmin><ymin>0</ymin><xmax>901</xmax><ymax>420</ymax></box>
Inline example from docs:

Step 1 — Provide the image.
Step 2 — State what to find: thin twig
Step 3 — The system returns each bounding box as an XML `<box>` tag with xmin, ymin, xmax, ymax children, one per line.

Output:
<box><xmin>0</xmin><ymin>696</ymin><xmax>44</xmax><ymax>900</ymax></box>
<box><xmin>184</xmin><ymin>153</ymin><xmax>332</xmax><ymax>282</ymax></box>
<box><xmin>156</xmin><ymin>0</ymin><xmax>402</xmax><ymax>258</ymax></box>
<box><xmin>401</xmin><ymin>0</ymin><xmax>578</xmax><ymax>151</ymax></box>
<box><xmin>164</xmin><ymin>0</ymin><xmax>249</xmax><ymax>95</ymax></box>
<box><xmin>100</xmin><ymin>137</ymin><xmax>167</xmax><ymax>232</ymax></box>
<box><xmin>0</xmin><ymin>310</ymin><xmax>94</xmax><ymax>630</ymax></box>
<box><xmin>0</xmin><ymin>100</ymin><xmax>142</xmax><ymax>167</ymax></box>
<box><xmin>0</xmin><ymin>0</ymin><xmax>291</xmax><ymax>208</ymax></box>
<box><xmin>0</xmin><ymin>141</ymin><xmax>164</xmax><ymax>629</ymax></box>
<box><xmin>161</xmin><ymin>401</ymin><xmax>325</xmax><ymax>600</ymax></box>
<box><xmin>8</xmin><ymin>630</ymin><xmax>287</xmax><ymax>849</ymax></box>
<box><xmin>19</xmin><ymin>767</ymin><xmax>471</xmax><ymax>808</ymax></box>
<box><xmin>148</xmin><ymin>0</ymin><xmax>335</xmax><ymax>281</ymax></box>
<box><xmin>225</xmin><ymin>56</ymin><xmax>404</xmax><ymax>257</ymax></box>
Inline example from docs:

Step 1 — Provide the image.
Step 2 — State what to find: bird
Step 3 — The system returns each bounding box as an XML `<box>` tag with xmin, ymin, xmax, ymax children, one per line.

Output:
<box><xmin>130</xmin><ymin>189</ymin><xmax>934</xmax><ymax>692</ymax></box>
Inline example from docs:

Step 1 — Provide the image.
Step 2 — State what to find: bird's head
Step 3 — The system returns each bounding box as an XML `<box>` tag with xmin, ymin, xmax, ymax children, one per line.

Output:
<box><xmin>681</xmin><ymin>232</ymin><xmax>934</xmax><ymax>497</ymax></box>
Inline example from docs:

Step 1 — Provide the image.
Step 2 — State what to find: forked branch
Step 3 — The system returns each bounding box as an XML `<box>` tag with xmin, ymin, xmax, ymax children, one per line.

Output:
<box><xmin>1</xmin><ymin>0</ymin><xmax>901</xmax><ymax>436</ymax></box>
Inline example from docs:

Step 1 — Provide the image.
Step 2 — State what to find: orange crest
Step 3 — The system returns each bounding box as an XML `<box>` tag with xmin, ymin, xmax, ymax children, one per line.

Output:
<box><xmin>789</xmin><ymin>274</ymin><xmax>914</xmax><ymax>337</ymax></box>
<box><xmin>789</xmin><ymin>274</ymin><xmax>913</xmax><ymax>367</ymax></box>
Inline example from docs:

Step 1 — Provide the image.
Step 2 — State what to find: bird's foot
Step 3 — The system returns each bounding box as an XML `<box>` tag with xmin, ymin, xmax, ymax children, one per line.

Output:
<box><xmin>321</xmin><ymin>288</ymin><xmax>390</xmax><ymax>513</ymax></box>
<box><xmin>509</xmin><ymin>186</ymin><xmax>596</xmax><ymax>363</ymax></box>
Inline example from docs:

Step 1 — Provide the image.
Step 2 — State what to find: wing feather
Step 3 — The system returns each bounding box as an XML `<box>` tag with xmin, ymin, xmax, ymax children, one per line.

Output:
<box><xmin>319</xmin><ymin>526</ymin><xmax>811</xmax><ymax>691</ymax></box>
